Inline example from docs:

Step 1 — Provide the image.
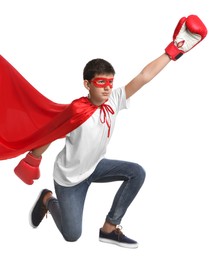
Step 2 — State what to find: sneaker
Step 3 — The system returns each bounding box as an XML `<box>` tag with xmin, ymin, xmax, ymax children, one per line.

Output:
<box><xmin>99</xmin><ymin>226</ymin><xmax>138</xmax><ymax>249</ymax></box>
<box><xmin>30</xmin><ymin>189</ymin><xmax>52</xmax><ymax>228</ymax></box>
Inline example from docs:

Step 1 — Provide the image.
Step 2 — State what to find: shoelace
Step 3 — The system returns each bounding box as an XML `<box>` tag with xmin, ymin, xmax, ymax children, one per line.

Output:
<box><xmin>99</xmin><ymin>103</ymin><xmax>114</xmax><ymax>137</ymax></box>
<box><xmin>114</xmin><ymin>225</ymin><xmax>124</xmax><ymax>237</ymax></box>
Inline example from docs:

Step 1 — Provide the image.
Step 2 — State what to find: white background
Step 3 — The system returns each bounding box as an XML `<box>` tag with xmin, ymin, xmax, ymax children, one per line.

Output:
<box><xmin>0</xmin><ymin>0</ymin><xmax>212</xmax><ymax>259</ymax></box>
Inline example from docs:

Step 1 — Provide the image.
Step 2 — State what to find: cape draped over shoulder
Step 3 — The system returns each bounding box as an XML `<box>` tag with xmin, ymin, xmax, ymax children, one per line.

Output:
<box><xmin>0</xmin><ymin>55</ymin><xmax>98</xmax><ymax>160</ymax></box>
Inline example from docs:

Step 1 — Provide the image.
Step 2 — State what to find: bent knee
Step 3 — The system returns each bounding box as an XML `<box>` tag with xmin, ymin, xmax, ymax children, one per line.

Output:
<box><xmin>135</xmin><ymin>163</ymin><xmax>146</xmax><ymax>183</ymax></box>
<box><xmin>63</xmin><ymin>235</ymin><xmax>81</xmax><ymax>242</ymax></box>
<box><xmin>63</xmin><ymin>231</ymin><xmax>81</xmax><ymax>242</ymax></box>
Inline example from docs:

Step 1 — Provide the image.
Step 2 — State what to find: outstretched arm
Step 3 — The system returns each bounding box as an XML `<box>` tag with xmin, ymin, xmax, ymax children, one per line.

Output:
<box><xmin>125</xmin><ymin>53</ymin><xmax>170</xmax><ymax>99</ymax></box>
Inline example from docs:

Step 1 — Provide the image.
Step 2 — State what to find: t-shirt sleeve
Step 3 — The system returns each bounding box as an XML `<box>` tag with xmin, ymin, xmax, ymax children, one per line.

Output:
<box><xmin>109</xmin><ymin>86</ymin><xmax>130</xmax><ymax>114</ymax></box>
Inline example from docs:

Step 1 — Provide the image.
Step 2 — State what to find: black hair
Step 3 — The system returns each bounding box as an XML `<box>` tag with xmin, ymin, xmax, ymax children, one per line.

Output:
<box><xmin>83</xmin><ymin>58</ymin><xmax>115</xmax><ymax>80</ymax></box>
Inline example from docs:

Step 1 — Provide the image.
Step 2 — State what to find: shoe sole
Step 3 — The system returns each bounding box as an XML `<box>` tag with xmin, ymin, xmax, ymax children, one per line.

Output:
<box><xmin>99</xmin><ymin>237</ymin><xmax>138</xmax><ymax>249</ymax></box>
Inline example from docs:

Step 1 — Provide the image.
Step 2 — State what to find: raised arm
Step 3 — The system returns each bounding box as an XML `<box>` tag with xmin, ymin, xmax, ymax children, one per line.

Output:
<box><xmin>125</xmin><ymin>53</ymin><xmax>170</xmax><ymax>99</ymax></box>
<box><xmin>125</xmin><ymin>14</ymin><xmax>207</xmax><ymax>99</ymax></box>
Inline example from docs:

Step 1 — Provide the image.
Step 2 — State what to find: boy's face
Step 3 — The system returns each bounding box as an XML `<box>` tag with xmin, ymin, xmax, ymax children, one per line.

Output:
<box><xmin>84</xmin><ymin>74</ymin><xmax>114</xmax><ymax>106</ymax></box>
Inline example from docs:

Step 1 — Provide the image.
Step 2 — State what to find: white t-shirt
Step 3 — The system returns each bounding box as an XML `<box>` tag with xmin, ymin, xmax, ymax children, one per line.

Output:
<box><xmin>53</xmin><ymin>86</ymin><xmax>129</xmax><ymax>187</ymax></box>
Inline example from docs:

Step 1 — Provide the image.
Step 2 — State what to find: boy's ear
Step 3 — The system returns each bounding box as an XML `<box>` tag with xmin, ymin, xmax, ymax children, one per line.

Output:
<box><xmin>84</xmin><ymin>80</ymin><xmax>90</xmax><ymax>90</ymax></box>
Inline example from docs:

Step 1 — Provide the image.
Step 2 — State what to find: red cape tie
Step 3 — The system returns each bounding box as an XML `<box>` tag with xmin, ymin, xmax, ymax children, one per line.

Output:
<box><xmin>100</xmin><ymin>103</ymin><xmax>114</xmax><ymax>137</ymax></box>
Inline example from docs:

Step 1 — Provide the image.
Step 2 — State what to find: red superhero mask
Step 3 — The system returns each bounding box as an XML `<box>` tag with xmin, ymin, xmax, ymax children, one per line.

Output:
<box><xmin>90</xmin><ymin>77</ymin><xmax>114</xmax><ymax>88</ymax></box>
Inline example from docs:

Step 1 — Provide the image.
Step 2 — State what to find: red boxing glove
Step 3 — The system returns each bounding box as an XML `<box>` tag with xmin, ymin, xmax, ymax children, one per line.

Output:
<box><xmin>14</xmin><ymin>152</ymin><xmax>42</xmax><ymax>185</ymax></box>
<box><xmin>165</xmin><ymin>14</ymin><xmax>207</xmax><ymax>60</ymax></box>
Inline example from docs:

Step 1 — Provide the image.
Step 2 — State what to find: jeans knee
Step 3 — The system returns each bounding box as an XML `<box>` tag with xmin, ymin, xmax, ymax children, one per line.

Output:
<box><xmin>63</xmin><ymin>230</ymin><xmax>82</xmax><ymax>242</ymax></box>
<box><xmin>135</xmin><ymin>163</ymin><xmax>146</xmax><ymax>184</ymax></box>
<box><xmin>63</xmin><ymin>233</ymin><xmax>81</xmax><ymax>242</ymax></box>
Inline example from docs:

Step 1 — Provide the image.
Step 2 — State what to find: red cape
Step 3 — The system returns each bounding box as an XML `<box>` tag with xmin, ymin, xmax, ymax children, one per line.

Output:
<box><xmin>0</xmin><ymin>55</ymin><xmax>98</xmax><ymax>160</ymax></box>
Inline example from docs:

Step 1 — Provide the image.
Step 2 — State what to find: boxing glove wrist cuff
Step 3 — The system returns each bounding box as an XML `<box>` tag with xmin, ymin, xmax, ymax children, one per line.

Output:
<box><xmin>165</xmin><ymin>42</ymin><xmax>184</xmax><ymax>61</ymax></box>
<box><xmin>26</xmin><ymin>152</ymin><xmax>42</xmax><ymax>167</ymax></box>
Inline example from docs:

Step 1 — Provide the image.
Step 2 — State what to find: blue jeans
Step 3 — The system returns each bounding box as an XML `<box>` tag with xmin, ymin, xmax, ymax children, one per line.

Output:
<box><xmin>47</xmin><ymin>158</ymin><xmax>146</xmax><ymax>241</ymax></box>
